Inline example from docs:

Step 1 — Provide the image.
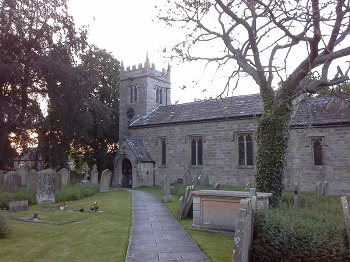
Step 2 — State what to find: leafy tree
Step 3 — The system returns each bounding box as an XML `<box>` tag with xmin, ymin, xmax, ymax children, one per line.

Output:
<box><xmin>0</xmin><ymin>0</ymin><xmax>88</xmax><ymax>169</ymax></box>
<box><xmin>158</xmin><ymin>0</ymin><xmax>350</xmax><ymax>206</ymax></box>
<box><xmin>72</xmin><ymin>46</ymin><xmax>120</xmax><ymax>176</ymax></box>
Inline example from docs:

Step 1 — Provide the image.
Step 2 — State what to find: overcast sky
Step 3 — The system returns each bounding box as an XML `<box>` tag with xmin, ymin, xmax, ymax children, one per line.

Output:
<box><xmin>68</xmin><ymin>0</ymin><xmax>259</xmax><ymax>104</ymax></box>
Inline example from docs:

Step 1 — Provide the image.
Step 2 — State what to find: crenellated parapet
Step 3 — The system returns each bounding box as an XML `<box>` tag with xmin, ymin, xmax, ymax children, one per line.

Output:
<box><xmin>120</xmin><ymin>54</ymin><xmax>170</xmax><ymax>83</ymax></box>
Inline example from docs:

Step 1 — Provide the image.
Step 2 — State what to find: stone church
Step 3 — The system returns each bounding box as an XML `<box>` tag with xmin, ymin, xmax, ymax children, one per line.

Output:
<box><xmin>112</xmin><ymin>56</ymin><xmax>350</xmax><ymax>196</ymax></box>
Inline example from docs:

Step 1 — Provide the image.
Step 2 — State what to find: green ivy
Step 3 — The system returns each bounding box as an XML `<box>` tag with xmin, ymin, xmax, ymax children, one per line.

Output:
<box><xmin>256</xmin><ymin>81</ymin><xmax>294</xmax><ymax>207</ymax></box>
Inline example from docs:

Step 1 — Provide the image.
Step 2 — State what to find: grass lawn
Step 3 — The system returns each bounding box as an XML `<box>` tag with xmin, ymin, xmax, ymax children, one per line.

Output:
<box><xmin>0</xmin><ymin>189</ymin><xmax>131</xmax><ymax>262</ymax></box>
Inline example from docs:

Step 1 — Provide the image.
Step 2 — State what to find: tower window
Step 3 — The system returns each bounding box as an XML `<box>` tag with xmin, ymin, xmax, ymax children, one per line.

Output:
<box><xmin>191</xmin><ymin>136</ymin><xmax>203</xmax><ymax>166</ymax></box>
<box><xmin>130</xmin><ymin>86</ymin><xmax>137</xmax><ymax>103</ymax></box>
<box><xmin>238</xmin><ymin>133</ymin><xmax>253</xmax><ymax>166</ymax></box>
<box><xmin>156</xmin><ymin>87</ymin><xmax>163</xmax><ymax>104</ymax></box>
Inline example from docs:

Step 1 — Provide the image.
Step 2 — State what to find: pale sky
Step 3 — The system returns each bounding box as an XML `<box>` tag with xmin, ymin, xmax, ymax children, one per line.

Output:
<box><xmin>68</xmin><ymin>0</ymin><xmax>259</xmax><ymax>104</ymax></box>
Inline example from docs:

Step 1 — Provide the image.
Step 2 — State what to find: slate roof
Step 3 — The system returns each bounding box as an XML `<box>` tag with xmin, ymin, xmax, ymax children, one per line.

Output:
<box><xmin>291</xmin><ymin>97</ymin><xmax>350</xmax><ymax>127</ymax></box>
<box><xmin>130</xmin><ymin>94</ymin><xmax>263</xmax><ymax>127</ymax></box>
<box><xmin>126</xmin><ymin>139</ymin><xmax>154</xmax><ymax>162</ymax></box>
<box><xmin>130</xmin><ymin>94</ymin><xmax>350</xmax><ymax>128</ymax></box>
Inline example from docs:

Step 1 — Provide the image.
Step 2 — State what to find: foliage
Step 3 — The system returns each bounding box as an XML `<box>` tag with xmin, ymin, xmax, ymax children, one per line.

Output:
<box><xmin>0</xmin><ymin>188</ymin><xmax>36</xmax><ymax>209</ymax></box>
<box><xmin>251</xmin><ymin>192</ymin><xmax>350</xmax><ymax>261</ymax></box>
<box><xmin>55</xmin><ymin>184</ymin><xmax>99</xmax><ymax>202</ymax></box>
<box><xmin>0</xmin><ymin>215</ymin><xmax>10</xmax><ymax>239</ymax></box>
<box><xmin>71</xmin><ymin>46</ymin><xmax>120</xmax><ymax>176</ymax></box>
<box><xmin>317</xmin><ymin>81</ymin><xmax>350</xmax><ymax>97</ymax></box>
<box><xmin>158</xmin><ymin>0</ymin><xmax>350</xmax><ymax>206</ymax></box>
<box><xmin>0</xmin><ymin>0</ymin><xmax>88</xmax><ymax>169</ymax></box>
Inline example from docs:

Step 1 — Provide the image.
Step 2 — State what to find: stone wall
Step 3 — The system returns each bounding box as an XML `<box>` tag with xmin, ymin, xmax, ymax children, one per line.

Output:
<box><xmin>285</xmin><ymin>126</ymin><xmax>350</xmax><ymax>195</ymax></box>
<box><xmin>130</xmin><ymin>118</ymin><xmax>258</xmax><ymax>187</ymax></box>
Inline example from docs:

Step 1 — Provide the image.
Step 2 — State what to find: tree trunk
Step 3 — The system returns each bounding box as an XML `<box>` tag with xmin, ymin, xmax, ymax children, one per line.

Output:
<box><xmin>256</xmin><ymin>81</ymin><xmax>294</xmax><ymax>207</ymax></box>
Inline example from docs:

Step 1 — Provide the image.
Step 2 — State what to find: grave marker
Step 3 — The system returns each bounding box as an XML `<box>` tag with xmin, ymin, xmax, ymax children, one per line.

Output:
<box><xmin>3</xmin><ymin>171</ymin><xmax>21</xmax><ymax>188</ymax></box>
<box><xmin>99</xmin><ymin>169</ymin><xmax>112</xmax><ymax>192</ymax></box>
<box><xmin>9</xmin><ymin>200</ymin><xmax>28</xmax><ymax>213</ymax></box>
<box><xmin>341</xmin><ymin>196</ymin><xmax>350</xmax><ymax>248</ymax></box>
<box><xmin>162</xmin><ymin>174</ymin><xmax>171</xmax><ymax>202</ymax></box>
<box><xmin>16</xmin><ymin>166</ymin><xmax>28</xmax><ymax>186</ymax></box>
<box><xmin>27</xmin><ymin>169</ymin><xmax>38</xmax><ymax>189</ymax></box>
<box><xmin>59</xmin><ymin>168</ymin><xmax>70</xmax><ymax>187</ymax></box>
<box><xmin>90</xmin><ymin>164</ymin><xmax>99</xmax><ymax>185</ymax></box>
<box><xmin>36</xmin><ymin>169</ymin><xmax>56</xmax><ymax>204</ymax></box>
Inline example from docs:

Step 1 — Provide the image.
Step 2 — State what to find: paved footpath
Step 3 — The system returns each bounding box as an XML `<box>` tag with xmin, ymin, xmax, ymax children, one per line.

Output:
<box><xmin>125</xmin><ymin>190</ymin><xmax>210</xmax><ymax>262</ymax></box>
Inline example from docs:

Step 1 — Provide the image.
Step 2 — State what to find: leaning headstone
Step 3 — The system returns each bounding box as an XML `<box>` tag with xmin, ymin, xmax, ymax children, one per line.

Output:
<box><xmin>90</xmin><ymin>164</ymin><xmax>99</xmax><ymax>185</ymax></box>
<box><xmin>27</xmin><ymin>169</ymin><xmax>38</xmax><ymax>189</ymax></box>
<box><xmin>99</xmin><ymin>169</ymin><xmax>112</xmax><ymax>192</ymax></box>
<box><xmin>315</xmin><ymin>181</ymin><xmax>322</xmax><ymax>196</ymax></box>
<box><xmin>16</xmin><ymin>166</ymin><xmax>28</xmax><ymax>186</ymax></box>
<box><xmin>162</xmin><ymin>174</ymin><xmax>171</xmax><ymax>202</ymax></box>
<box><xmin>181</xmin><ymin>186</ymin><xmax>195</xmax><ymax>219</ymax></box>
<box><xmin>214</xmin><ymin>183</ymin><xmax>220</xmax><ymax>190</ymax></box>
<box><xmin>341</xmin><ymin>197</ymin><xmax>350</xmax><ymax>249</ymax></box>
<box><xmin>184</xmin><ymin>170</ymin><xmax>191</xmax><ymax>185</ymax></box>
<box><xmin>3</xmin><ymin>171</ymin><xmax>21</xmax><ymax>188</ymax></box>
<box><xmin>293</xmin><ymin>181</ymin><xmax>300</xmax><ymax>210</ymax></box>
<box><xmin>36</xmin><ymin>169</ymin><xmax>56</xmax><ymax>204</ymax></box>
<box><xmin>9</xmin><ymin>200</ymin><xmax>28</xmax><ymax>213</ymax></box>
<box><xmin>322</xmin><ymin>181</ymin><xmax>329</xmax><ymax>196</ymax></box>
<box><xmin>59</xmin><ymin>168</ymin><xmax>70</xmax><ymax>187</ymax></box>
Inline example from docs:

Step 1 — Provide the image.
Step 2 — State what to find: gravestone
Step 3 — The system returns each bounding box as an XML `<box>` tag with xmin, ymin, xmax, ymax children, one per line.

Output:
<box><xmin>197</xmin><ymin>175</ymin><xmax>209</xmax><ymax>186</ymax></box>
<box><xmin>70</xmin><ymin>170</ymin><xmax>81</xmax><ymax>181</ymax></box>
<box><xmin>90</xmin><ymin>164</ymin><xmax>99</xmax><ymax>185</ymax></box>
<box><xmin>315</xmin><ymin>181</ymin><xmax>322</xmax><ymax>196</ymax></box>
<box><xmin>214</xmin><ymin>183</ymin><xmax>220</xmax><ymax>190</ymax></box>
<box><xmin>293</xmin><ymin>181</ymin><xmax>300</xmax><ymax>209</ymax></box>
<box><xmin>59</xmin><ymin>168</ymin><xmax>70</xmax><ymax>187</ymax></box>
<box><xmin>17</xmin><ymin>166</ymin><xmax>28</xmax><ymax>186</ymax></box>
<box><xmin>3</xmin><ymin>171</ymin><xmax>21</xmax><ymax>188</ymax></box>
<box><xmin>83</xmin><ymin>164</ymin><xmax>90</xmax><ymax>181</ymax></box>
<box><xmin>27</xmin><ymin>169</ymin><xmax>38</xmax><ymax>189</ymax></box>
<box><xmin>9</xmin><ymin>200</ymin><xmax>28</xmax><ymax>213</ymax></box>
<box><xmin>162</xmin><ymin>174</ymin><xmax>171</xmax><ymax>202</ymax></box>
<box><xmin>184</xmin><ymin>170</ymin><xmax>191</xmax><ymax>185</ymax></box>
<box><xmin>36</xmin><ymin>169</ymin><xmax>56</xmax><ymax>204</ymax></box>
<box><xmin>99</xmin><ymin>169</ymin><xmax>112</xmax><ymax>192</ymax></box>
<box><xmin>322</xmin><ymin>181</ymin><xmax>329</xmax><ymax>196</ymax></box>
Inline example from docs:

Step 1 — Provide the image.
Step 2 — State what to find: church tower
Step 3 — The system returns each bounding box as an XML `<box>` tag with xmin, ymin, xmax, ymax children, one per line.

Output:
<box><xmin>119</xmin><ymin>55</ymin><xmax>171</xmax><ymax>142</ymax></box>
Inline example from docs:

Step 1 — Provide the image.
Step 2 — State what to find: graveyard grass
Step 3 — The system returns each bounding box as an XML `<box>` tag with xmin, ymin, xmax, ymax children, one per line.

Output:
<box><xmin>0</xmin><ymin>189</ymin><xmax>131</xmax><ymax>262</ymax></box>
<box><xmin>141</xmin><ymin>185</ymin><xmax>235</xmax><ymax>262</ymax></box>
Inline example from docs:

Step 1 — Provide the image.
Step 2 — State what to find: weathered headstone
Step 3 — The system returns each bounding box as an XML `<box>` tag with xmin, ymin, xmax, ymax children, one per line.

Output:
<box><xmin>184</xmin><ymin>170</ymin><xmax>191</xmax><ymax>185</ymax></box>
<box><xmin>59</xmin><ymin>168</ymin><xmax>70</xmax><ymax>187</ymax></box>
<box><xmin>214</xmin><ymin>183</ymin><xmax>220</xmax><ymax>190</ymax></box>
<box><xmin>54</xmin><ymin>172</ymin><xmax>62</xmax><ymax>193</ymax></box>
<box><xmin>36</xmin><ymin>169</ymin><xmax>56</xmax><ymax>204</ymax></box>
<box><xmin>162</xmin><ymin>174</ymin><xmax>171</xmax><ymax>202</ymax></box>
<box><xmin>322</xmin><ymin>181</ymin><xmax>329</xmax><ymax>196</ymax></box>
<box><xmin>27</xmin><ymin>169</ymin><xmax>38</xmax><ymax>189</ymax></box>
<box><xmin>9</xmin><ymin>200</ymin><xmax>28</xmax><ymax>213</ymax></box>
<box><xmin>177</xmin><ymin>196</ymin><xmax>184</xmax><ymax>220</ymax></box>
<box><xmin>341</xmin><ymin>197</ymin><xmax>350</xmax><ymax>249</ymax></box>
<box><xmin>90</xmin><ymin>164</ymin><xmax>99</xmax><ymax>185</ymax></box>
<box><xmin>293</xmin><ymin>181</ymin><xmax>300</xmax><ymax>209</ymax></box>
<box><xmin>70</xmin><ymin>170</ymin><xmax>81</xmax><ymax>181</ymax></box>
<box><xmin>3</xmin><ymin>171</ymin><xmax>21</xmax><ymax>188</ymax></box>
<box><xmin>315</xmin><ymin>181</ymin><xmax>322</xmax><ymax>196</ymax></box>
<box><xmin>83</xmin><ymin>164</ymin><xmax>90</xmax><ymax>181</ymax></box>
<box><xmin>16</xmin><ymin>166</ymin><xmax>28</xmax><ymax>186</ymax></box>
<box><xmin>196</xmin><ymin>174</ymin><xmax>209</xmax><ymax>186</ymax></box>
<box><xmin>181</xmin><ymin>186</ymin><xmax>195</xmax><ymax>219</ymax></box>
<box><xmin>99</xmin><ymin>169</ymin><xmax>112</xmax><ymax>192</ymax></box>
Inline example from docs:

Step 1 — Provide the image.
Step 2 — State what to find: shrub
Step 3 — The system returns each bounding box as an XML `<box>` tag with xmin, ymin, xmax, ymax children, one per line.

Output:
<box><xmin>0</xmin><ymin>188</ymin><xmax>36</xmax><ymax>209</ymax></box>
<box><xmin>0</xmin><ymin>215</ymin><xmax>10</xmax><ymax>239</ymax></box>
<box><xmin>251</xmin><ymin>193</ymin><xmax>350</xmax><ymax>261</ymax></box>
<box><xmin>55</xmin><ymin>184</ymin><xmax>99</xmax><ymax>202</ymax></box>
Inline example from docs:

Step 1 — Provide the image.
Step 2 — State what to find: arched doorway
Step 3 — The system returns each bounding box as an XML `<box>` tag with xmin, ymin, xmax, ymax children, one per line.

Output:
<box><xmin>122</xmin><ymin>158</ymin><xmax>132</xmax><ymax>188</ymax></box>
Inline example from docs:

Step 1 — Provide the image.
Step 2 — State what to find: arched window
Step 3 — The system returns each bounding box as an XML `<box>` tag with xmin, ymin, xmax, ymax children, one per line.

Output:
<box><xmin>312</xmin><ymin>139</ymin><xmax>323</xmax><ymax>166</ymax></box>
<box><xmin>238</xmin><ymin>133</ymin><xmax>253</xmax><ymax>166</ymax></box>
<box><xmin>191</xmin><ymin>136</ymin><xmax>203</xmax><ymax>166</ymax></box>
<box><xmin>161</xmin><ymin>138</ymin><xmax>166</xmax><ymax>165</ymax></box>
